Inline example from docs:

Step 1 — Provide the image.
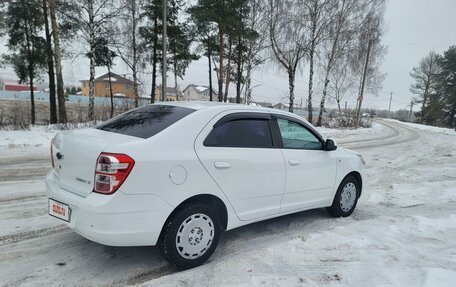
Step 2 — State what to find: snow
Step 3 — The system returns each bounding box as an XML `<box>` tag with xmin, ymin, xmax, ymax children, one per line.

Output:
<box><xmin>0</xmin><ymin>126</ymin><xmax>58</xmax><ymax>158</ymax></box>
<box><xmin>0</xmin><ymin>119</ymin><xmax>455</xmax><ymax>286</ymax></box>
<box><xmin>195</xmin><ymin>86</ymin><xmax>208</xmax><ymax>93</ymax></box>
<box><xmin>384</xmin><ymin>118</ymin><xmax>455</xmax><ymax>135</ymax></box>
<box><xmin>103</xmin><ymin>77</ymin><xmax>118</xmax><ymax>82</ymax></box>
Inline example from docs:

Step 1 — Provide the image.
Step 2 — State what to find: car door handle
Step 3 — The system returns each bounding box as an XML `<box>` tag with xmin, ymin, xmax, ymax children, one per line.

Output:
<box><xmin>214</xmin><ymin>161</ymin><xmax>231</xmax><ymax>169</ymax></box>
<box><xmin>288</xmin><ymin>160</ymin><xmax>300</xmax><ymax>166</ymax></box>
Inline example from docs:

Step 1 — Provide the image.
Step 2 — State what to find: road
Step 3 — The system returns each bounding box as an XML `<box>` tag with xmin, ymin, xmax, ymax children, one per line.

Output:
<box><xmin>0</xmin><ymin>120</ymin><xmax>453</xmax><ymax>287</ymax></box>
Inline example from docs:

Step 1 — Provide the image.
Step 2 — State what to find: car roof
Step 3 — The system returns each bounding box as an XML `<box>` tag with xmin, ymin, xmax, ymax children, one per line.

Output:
<box><xmin>149</xmin><ymin>101</ymin><xmax>324</xmax><ymax>139</ymax></box>
<box><xmin>157</xmin><ymin>101</ymin><xmax>291</xmax><ymax>115</ymax></box>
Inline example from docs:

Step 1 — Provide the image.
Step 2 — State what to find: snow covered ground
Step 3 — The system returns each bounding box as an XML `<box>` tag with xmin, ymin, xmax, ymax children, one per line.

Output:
<box><xmin>0</xmin><ymin>119</ymin><xmax>455</xmax><ymax>287</ymax></box>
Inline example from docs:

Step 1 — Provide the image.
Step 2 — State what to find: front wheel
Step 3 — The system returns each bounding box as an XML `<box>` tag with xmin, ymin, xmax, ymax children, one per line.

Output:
<box><xmin>158</xmin><ymin>204</ymin><xmax>221</xmax><ymax>269</ymax></box>
<box><xmin>327</xmin><ymin>176</ymin><xmax>360</xmax><ymax>217</ymax></box>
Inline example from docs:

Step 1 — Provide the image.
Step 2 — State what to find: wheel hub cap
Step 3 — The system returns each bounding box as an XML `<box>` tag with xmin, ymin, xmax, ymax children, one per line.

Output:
<box><xmin>340</xmin><ymin>182</ymin><xmax>357</xmax><ymax>212</ymax></box>
<box><xmin>176</xmin><ymin>213</ymin><xmax>214</xmax><ymax>259</ymax></box>
<box><xmin>188</xmin><ymin>227</ymin><xmax>203</xmax><ymax>245</ymax></box>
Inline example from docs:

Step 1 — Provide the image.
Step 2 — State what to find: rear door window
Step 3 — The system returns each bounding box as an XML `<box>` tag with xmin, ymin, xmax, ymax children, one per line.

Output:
<box><xmin>96</xmin><ymin>105</ymin><xmax>195</xmax><ymax>139</ymax></box>
<box><xmin>204</xmin><ymin>118</ymin><xmax>273</xmax><ymax>148</ymax></box>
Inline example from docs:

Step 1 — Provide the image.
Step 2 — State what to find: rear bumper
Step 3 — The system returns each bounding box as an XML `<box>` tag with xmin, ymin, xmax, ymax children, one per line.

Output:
<box><xmin>46</xmin><ymin>171</ymin><xmax>173</xmax><ymax>246</ymax></box>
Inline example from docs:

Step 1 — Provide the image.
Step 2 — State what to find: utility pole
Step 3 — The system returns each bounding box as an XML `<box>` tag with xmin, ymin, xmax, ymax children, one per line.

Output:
<box><xmin>161</xmin><ymin>0</ymin><xmax>167</xmax><ymax>102</ymax></box>
<box><xmin>388</xmin><ymin>92</ymin><xmax>393</xmax><ymax>118</ymax></box>
<box><xmin>355</xmin><ymin>38</ymin><xmax>372</xmax><ymax>128</ymax></box>
<box><xmin>409</xmin><ymin>99</ymin><xmax>414</xmax><ymax>122</ymax></box>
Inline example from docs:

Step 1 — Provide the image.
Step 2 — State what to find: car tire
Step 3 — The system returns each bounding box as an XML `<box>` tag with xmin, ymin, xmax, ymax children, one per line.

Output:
<box><xmin>327</xmin><ymin>176</ymin><xmax>360</xmax><ymax>217</ymax></box>
<box><xmin>158</xmin><ymin>203</ymin><xmax>221</xmax><ymax>269</ymax></box>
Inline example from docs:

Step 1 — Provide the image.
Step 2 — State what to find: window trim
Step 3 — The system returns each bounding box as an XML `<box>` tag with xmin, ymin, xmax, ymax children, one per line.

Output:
<box><xmin>271</xmin><ymin>114</ymin><xmax>325</xmax><ymax>150</ymax></box>
<box><xmin>213</xmin><ymin>112</ymin><xmax>271</xmax><ymax>128</ymax></box>
<box><xmin>204</xmin><ymin>112</ymin><xmax>276</xmax><ymax>149</ymax></box>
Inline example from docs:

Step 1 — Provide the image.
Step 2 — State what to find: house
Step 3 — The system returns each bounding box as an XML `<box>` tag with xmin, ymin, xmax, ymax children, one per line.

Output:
<box><xmin>251</xmin><ymin>101</ymin><xmax>273</xmax><ymax>108</ymax></box>
<box><xmin>80</xmin><ymin>72</ymin><xmax>135</xmax><ymax>98</ymax></box>
<box><xmin>182</xmin><ymin>84</ymin><xmax>217</xmax><ymax>101</ymax></box>
<box><xmin>0</xmin><ymin>80</ymin><xmax>37</xmax><ymax>92</ymax></box>
<box><xmin>154</xmin><ymin>86</ymin><xmax>183</xmax><ymax>101</ymax></box>
<box><xmin>273</xmin><ymin>102</ymin><xmax>289</xmax><ymax>110</ymax></box>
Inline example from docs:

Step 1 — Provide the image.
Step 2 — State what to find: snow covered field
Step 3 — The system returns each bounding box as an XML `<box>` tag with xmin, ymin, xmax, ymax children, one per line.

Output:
<box><xmin>0</xmin><ymin>119</ymin><xmax>455</xmax><ymax>286</ymax></box>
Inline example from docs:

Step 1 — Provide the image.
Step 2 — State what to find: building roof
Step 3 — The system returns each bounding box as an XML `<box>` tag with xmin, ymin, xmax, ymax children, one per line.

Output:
<box><xmin>252</xmin><ymin>101</ymin><xmax>273</xmax><ymax>108</ymax></box>
<box><xmin>183</xmin><ymin>84</ymin><xmax>217</xmax><ymax>94</ymax></box>
<box><xmin>0</xmin><ymin>80</ymin><xmax>28</xmax><ymax>86</ymax></box>
<box><xmin>81</xmin><ymin>72</ymin><xmax>135</xmax><ymax>85</ymax></box>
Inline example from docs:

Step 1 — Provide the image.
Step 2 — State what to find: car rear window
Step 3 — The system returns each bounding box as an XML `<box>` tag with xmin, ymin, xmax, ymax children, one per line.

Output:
<box><xmin>96</xmin><ymin>105</ymin><xmax>195</xmax><ymax>139</ymax></box>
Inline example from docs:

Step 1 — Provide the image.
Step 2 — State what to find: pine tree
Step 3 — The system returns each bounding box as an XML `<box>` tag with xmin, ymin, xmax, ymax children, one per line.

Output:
<box><xmin>168</xmin><ymin>24</ymin><xmax>199</xmax><ymax>100</ymax></box>
<box><xmin>3</xmin><ymin>0</ymin><xmax>47</xmax><ymax>125</ymax></box>
<box><xmin>439</xmin><ymin>46</ymin><xmax>456</xmax><ymax>128</ymax></box>
<box><xmin>410</xmin><ymin>51</ymin><xmax>441</xmax><ymax>124</ymax></box>
<box><xmin>91</xmin><ymin>36</ymin><xmax>116</xmax><ymax>118</ymax></box>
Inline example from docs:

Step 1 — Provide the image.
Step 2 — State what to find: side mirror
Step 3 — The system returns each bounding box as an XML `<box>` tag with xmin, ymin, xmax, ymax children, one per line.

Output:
<box><xmin>325</xmin><ymin>139</ymin><xmax>337</xmax><ymax>151</ymax></box>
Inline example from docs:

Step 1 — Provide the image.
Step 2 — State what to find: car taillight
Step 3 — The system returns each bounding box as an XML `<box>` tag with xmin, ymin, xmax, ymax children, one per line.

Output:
<box><xmin>94</xmin><ymin>153</ymin><xmax>135</xmax><ymax>195</ymax></box>
<box><xmin>50</xmin><ymin>142</ymin><xmax>55</xmax><ymax>168</ymax></box>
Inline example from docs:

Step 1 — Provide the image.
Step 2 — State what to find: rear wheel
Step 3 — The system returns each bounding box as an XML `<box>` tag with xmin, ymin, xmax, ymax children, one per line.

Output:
<box><xmin>158</xmin><ymin>204</ymin><xmax>221</xmax><ymax>269</ymax></box>
<box><xmin>328</xmin><ymin>176</ymin><xmax>360</xmax><ymax>217</ymax></box>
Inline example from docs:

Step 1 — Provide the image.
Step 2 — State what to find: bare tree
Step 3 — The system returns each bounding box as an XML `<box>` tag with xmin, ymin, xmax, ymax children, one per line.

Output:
<box><xmin>64</xmin><ymin>0</ymin><xmax>119</xmax><ymax>120</ymax></box>
<box><xmin>268</xmin><ymin>0</ymin><xmax>307</xmax><ymax>112</ymax></box>
<box><xmin>114</xmin><ymin>0</ymin><xmax>141</xmax><ymax>107</ymax></box>
<box><xmin>42</xmin><ymin>0</ymin><xmax>58</xmax><ymax>124</ymax></box>
<box><xmin>49</xmin><ymin>0</ymin><xmax>68</xmax><ymax>123</ymax></box>
<box><xmin>328</xmin><ymin>59</ymin><xmax>354</xmax><ymax>114</ymax></box>
<box><xmin>351</xmin><ymin>3</ymin><xmax>386</xmax><ymax>127</ymax></box>
<box><xmin>410</xmin><ymin>51</ymin><xmax>441</xmax><ymax>123</ymax></box>
<box><xmin>316</xmin><ymin>0</ymin><xmax>364</xmax><ymax>126</ymax></box>
<box><xmin>243</xmin><ymin>0</ymin><xmax>267</xmax><ymax>104</ymax></box>
<box><xmin>304</xmin><ymin>0</ymin><xmax>332</xmax><ymax>123</ymax></box>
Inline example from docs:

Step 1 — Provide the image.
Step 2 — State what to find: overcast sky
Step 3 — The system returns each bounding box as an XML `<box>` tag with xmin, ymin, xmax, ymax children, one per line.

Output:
<box><xmin>1</xmin><ymin>0</ymin><xmax>456</xmax><ymax>111</ymax></box>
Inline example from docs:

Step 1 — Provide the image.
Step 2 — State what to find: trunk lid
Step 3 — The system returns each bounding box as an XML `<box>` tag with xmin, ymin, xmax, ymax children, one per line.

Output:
<box><xmin>51</xmin><ymin>128</ymin><xmax>138</xmax><ymax>197</ymax></box>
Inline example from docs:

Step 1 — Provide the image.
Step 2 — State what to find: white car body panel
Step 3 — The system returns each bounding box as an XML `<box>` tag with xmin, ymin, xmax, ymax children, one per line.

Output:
<box><xmin>194</xmin><ymin>110</ymin><xmax>286</xmax><ymax>221</ymax></box>
<box><xmin>279</xmin><ymin>149</ymin><xmax>337</xmax><ymax>213</ymax></box>
<box><xmin>51</xmin><ymin>129</ymin><xmax>139</xmax><ymax>197</ymax></box>
<box><xmin>46</xmin><ymin>102</ymin><xmax>365</xmax><ymax>247</ymax></box>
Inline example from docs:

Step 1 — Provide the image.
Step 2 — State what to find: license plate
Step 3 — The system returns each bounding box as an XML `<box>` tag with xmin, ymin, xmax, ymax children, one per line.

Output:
<box><xmin>49</xmin><ymin>198</ymin><xmax>71</xmax><ymax>222</ymax></box>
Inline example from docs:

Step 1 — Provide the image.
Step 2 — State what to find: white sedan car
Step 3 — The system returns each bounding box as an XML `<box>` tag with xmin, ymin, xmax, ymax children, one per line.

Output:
<box><xmin>47</xmin><ymin>102</ymin><xmax>365</xmax><ymax>269</ymax></box>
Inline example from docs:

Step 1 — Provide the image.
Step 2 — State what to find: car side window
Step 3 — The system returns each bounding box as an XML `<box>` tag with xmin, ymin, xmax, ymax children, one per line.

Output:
<box><xmin>204</xmin><ymin>119</ymin><xmax>273</xmax><ymax>148</ymax></box>
<box><xmin>277</xmin><ymin>119</ymin><xmax>322</xmax><ymax>150</ymax></box>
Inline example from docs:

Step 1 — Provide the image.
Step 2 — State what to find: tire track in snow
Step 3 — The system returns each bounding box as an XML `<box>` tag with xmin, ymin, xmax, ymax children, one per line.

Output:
<box><xmin>337</xmin><ymin>121</ymin><xmax>400</xmax><ymax>145</ymax></box>
<box><xmin>341</xmin><ymin>120</ymin><xmax>420</xmax><ymax>150</ymax></box>
<box><xmin>0</xmin><ymin>194</ymin><xmax>46</xmax><ymax>203</ymax></box>
<box><xmin>0</xmin><ymin>156</ymin><xmax>50</xmax><ymax>182</ymax></box>
<box><xmin>0</xmin><ymin>225</ymin><xmax>68</xmax><ymax>246</ymax></box>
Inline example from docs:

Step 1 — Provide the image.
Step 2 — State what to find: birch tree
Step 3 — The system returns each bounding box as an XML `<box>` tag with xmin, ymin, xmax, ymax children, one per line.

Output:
<box><xmin>328</xmin><ymin>59</ymin><xmax>354</xmax><ymax>114</ymax></box>
<box><xmin>268</xmin><ymin>0</ymin><xmax>306</xmax><ymax>112</ymax></box>
<box><xmin>243</xmin><ymin>0</ymin><xmax>267</xmax><ymax>104</ymax></box>
<box><xmin>352</xmin><ymin>5</ymin><xmax>386</xmax><ymax>128</ymax></box>
<box><xmin>316</xmin><ymin>0</ymin><xmax>381</xmax><ymax>126</ymax></box>
<box><xmin>42</xmin><ymin>0</ymin><xmax>57</xmax><ymax>124</ymax></box>
<box><xmin>49</xmin><ymin>0</ymin><xmax>68</xmax><ymax>123</ymax></box>
<box><xmin>304</xmin><ymin>0</ymin><xmax>332</xmax><ymax>123</ymax></box>
<box><xmin>64</xmin><ymin>0</ymin><xmax>119</xmax><ymax>120</ymax></box>
<box><xmin>115</xmin><ymin>0</ymin><xmax>142</xmax><ymax>107</ymax></box>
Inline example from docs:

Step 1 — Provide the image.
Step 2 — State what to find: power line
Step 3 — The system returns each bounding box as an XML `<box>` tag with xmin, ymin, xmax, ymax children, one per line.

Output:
<box><xmin>383</xmin><ymin>40</ymin><xmax>449</xmax><ymax>50</ymax></box>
